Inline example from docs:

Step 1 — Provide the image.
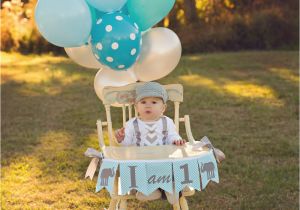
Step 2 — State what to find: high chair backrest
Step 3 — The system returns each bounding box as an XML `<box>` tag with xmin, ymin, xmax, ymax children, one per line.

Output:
<box><xmin>101</xmin><ymin>82</ymin><xmax>183</xmax><ymax>146</ymax></box>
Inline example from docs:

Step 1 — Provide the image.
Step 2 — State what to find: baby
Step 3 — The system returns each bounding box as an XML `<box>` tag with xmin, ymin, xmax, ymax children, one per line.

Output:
<box><xmin>115</xmin><ymin>82</ymin><xmax>185</xmax><ymax>203</ymax></box>
<box><xmin>115</xmin><ymin>82</ymin><xmax>185</xmax><ymax>147</ymax></box>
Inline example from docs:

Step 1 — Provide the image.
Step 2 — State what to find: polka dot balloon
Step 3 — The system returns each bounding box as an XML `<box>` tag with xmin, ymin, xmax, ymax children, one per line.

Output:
<box><xmin>91</xmin><ymin>12</ymin><xmax>141</xmax><ymax>71</ymax></box>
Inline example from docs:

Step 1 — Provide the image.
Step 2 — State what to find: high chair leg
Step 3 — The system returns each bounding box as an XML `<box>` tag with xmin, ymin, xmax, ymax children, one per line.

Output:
<box><xmin>179</xmin><ymin>196</ymin><xmax>189</xmax><ymax>210</ymax></box>
<box><xmin>173</xmin><ymin>201</ymin><xmax>181</xmax><ymax>210</ymax></box>
<box><xmin>119</xmin><ymin>199</ymin><xmax>127</xmax><ymax>210</ymax></box>
<box><xmin>108</xmin><ymin>198</ymin><xmax>118</xmax><ymax>210</ymax></box>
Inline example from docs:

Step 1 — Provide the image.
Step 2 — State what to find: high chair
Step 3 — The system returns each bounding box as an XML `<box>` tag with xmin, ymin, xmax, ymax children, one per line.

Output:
<box><xmin>87</xmin><ymin>82</ymin><xmax>219</xmax><ymax>210</ymax></box>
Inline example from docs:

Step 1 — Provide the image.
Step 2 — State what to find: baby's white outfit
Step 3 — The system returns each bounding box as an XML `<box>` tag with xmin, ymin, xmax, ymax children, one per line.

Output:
<box><xmin>120</xmin><ymin>116</ymin><xmax>181</xmax><ymax>146</ymax></box>
<box><xmin>120</xmin><ymin>116</ymin><xmax>181</xmax><ymax>204</ymax></box>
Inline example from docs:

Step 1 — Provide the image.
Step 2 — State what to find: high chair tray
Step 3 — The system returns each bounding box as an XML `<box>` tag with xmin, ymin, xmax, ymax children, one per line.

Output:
<box><xmin>102</xmin><ymin>143</ymin><xmax>210</xmax><ymax>160</ymax></box>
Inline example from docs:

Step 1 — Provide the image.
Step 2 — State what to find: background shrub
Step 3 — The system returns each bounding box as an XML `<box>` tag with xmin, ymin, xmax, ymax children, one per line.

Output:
<box><xmin>1</xmin><ymin>0</ymin><xmax>298</xmax><ymax>54</ymax></box>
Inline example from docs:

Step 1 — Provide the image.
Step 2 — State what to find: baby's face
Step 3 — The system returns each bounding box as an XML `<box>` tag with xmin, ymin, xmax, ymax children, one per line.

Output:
<box><xmin>136</xmin><ymin>97</ymin><xmax>166</xmax><ymax>122</ymax></box>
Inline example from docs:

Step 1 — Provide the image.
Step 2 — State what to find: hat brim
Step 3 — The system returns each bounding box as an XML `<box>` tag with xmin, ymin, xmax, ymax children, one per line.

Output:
<box><xmin>135</xmin><ymin>91</ymin><xmax>167</xmax><ymax>103</ymax></box>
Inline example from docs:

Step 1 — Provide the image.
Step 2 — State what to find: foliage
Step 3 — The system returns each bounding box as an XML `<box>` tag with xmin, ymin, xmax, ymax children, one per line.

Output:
<box><xmin>1</xmin><ymin>51</ymin><xmax>299</xmax><ymax>209</ymax></box>
<box><xmin>175</xmin><ymin>7</ymin><xmax>299</xmax><ymax>53</ymax></box>
<box><xmin>1</xmin><ymin>0</ymin><xmax>63</xmax><ymax>54</ymax></box>
<box><xmin>0</xmin><ymin>0</ymin><xmax>299</xmax><ymax>53</ymax></box>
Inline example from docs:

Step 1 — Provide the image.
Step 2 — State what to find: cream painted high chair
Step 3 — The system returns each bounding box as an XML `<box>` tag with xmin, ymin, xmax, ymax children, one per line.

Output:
<box><xmin>89</xmin><ymin>82</ymin><xmax>216</xmax><ymax>210</ymax></box>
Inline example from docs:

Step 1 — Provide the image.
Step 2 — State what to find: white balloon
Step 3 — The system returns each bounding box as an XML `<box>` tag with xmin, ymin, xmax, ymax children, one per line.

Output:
<box><xmin>134</xmin><ymin>27</ymin><xmax>182</xmax><ymax>81</ymax></box>
<box><xmin>94</xmin><ymin>67</ymin><xmax>137</xmax><ymax>106</ymax></box>
<box><xmin>65</xmin><ymin>42</ymin><xmax>103</xmax><ymax>69</ymax></box>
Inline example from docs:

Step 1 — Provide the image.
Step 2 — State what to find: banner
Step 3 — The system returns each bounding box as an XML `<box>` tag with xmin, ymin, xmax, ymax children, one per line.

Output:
<box><xmin>197</xmin><ymin>150</ymin><xmax>219</xmax><ymax>189</ymax></box>
<box><xmin>96</xmin><ymin>159</ymin><xmax>118</xmax><ymax>194</ymax></box>
<box><xmin>95</xmin><ymin>150</ymin><xmax>219</xmax><ymax>195</ymax></box>
<box><xmin>173</xmin><ymin>158</ymin><xmax>201</xmax><ymax>193</ymax></box>
<box><xmin>146</xmin><ymin>161</ymin><xmax>173</xmax><ymax>195</ymax></box>
<box><xmin>119</xmin><ymin>161</ymin><xmax>147</xmax><ymax>195</ymax></box>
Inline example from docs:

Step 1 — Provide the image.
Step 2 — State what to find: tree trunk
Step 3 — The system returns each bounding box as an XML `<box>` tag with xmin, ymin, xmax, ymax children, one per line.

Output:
<box><xmin>183</xmin><ymin>0</ymin><xmax>198</xmax><ymax>25</ymax></box>
<box><xmin>168</xmin><ymin>2</ymin><xmax>179</xmax><ymax>29</ymax></box>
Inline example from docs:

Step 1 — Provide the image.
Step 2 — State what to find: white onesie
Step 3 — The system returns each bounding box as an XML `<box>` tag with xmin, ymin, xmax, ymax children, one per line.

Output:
<box><xmin>120</xmin><ymin>116</ymin><xmax>181</xmax><ymax>146</ymax></box>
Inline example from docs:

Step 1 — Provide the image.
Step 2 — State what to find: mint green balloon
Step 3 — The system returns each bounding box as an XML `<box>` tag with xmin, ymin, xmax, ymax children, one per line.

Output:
<box><xmin>127</xmin><ymin>0</ymin><xmax>175</xmax><ymax>31</ymax></box>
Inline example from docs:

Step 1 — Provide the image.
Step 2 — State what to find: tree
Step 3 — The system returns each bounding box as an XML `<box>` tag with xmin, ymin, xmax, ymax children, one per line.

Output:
<box><xmin>168</xmin><ymin>2</ymin><xmax>181</xmax><ymax>28</ymax></box>
<box><xmin>183</xmin><ymin>0</ymin><xmax>198</xmax><ymax>25</ymax></box>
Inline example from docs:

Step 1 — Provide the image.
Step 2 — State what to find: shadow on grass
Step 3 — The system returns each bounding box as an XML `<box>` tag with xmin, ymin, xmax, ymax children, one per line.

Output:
<box><xmin>2</xmin><ymin>58</ymin><xmax>127</xmax><ymax>178</ymax></box>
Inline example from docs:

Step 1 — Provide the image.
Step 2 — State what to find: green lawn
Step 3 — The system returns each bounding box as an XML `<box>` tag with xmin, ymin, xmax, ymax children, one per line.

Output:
<box><xmin>1</xmin><ymin>51</ymin><xmax>299</xmax><ymax>209</ymax></box>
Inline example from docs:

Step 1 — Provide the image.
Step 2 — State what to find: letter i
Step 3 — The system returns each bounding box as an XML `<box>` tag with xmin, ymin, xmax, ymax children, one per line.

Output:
<box><xmin>128</xmin><ymin>166</ymin><xmax>138</xmax><ymax>188</ymax></box>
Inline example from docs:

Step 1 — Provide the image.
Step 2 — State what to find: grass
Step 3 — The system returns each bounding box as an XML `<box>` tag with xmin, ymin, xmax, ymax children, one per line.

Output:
<box><xmin>1</xmin><ymin>51</ymin><xmax>299</xmax><ymax>210</ymax></box>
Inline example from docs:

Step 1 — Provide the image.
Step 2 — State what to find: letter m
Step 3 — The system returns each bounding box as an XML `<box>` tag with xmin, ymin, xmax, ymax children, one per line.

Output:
<box><xmin>157</xmin><ymin>175</ymin><xmax>171</xmax><ymax>183</ymax></box>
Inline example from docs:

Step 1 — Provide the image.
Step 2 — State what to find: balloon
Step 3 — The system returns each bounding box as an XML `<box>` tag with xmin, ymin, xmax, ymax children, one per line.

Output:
<box><xmin>94</xmin><ymin>67</ymin><xmax>137</xmax><ymax>106</ymax></box>
<box><xmin>127</xmin><ymin>0</ymin><xmax>175</xmax><ymax>31</ymax></box>
<box><xmin>86</xmin><ymin>0</ymin><xmax>127</xmax><ymax>13</ymax></box>
<box><xmin>35</xmin><ymin>0</ymin><xmax>92</xmax><ymax>47</ymax></box>
<box><xmin>65</xmin><ymin>42</ymin><xmax>103</xmax><ymax>69</ymax></box>
<box><xmin>91</xmin><ymin>12</ymin><xmax>141</xmax><ymax>71</ymax></box>
<box><xmin>90</xmin><ymin>4</ymin><xmax>128</xmax><ymax>28</ymax></box>
<box><xmin>120</xmin><ymin>4</ymin><xmax>129</xmax><ymax>15</ymax></box>
<box><xmin>134</xmin><ymin>27</ymin><xmax>182</xmax><ymax>82</ymax></box>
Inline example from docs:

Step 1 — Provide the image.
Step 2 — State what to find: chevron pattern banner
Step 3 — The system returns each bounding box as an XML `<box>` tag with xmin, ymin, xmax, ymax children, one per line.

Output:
<box><xmin>96</xmin><ymin>150</ymin><xmax>219</xmax><ymax>196</ymax></box>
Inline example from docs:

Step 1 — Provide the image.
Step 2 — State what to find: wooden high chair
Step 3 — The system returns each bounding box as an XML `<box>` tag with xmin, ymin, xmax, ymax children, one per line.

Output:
<box><xmin>96</xmin><ymin>83</ymin><xmax>198</xmax><ymax>210</ymax></box>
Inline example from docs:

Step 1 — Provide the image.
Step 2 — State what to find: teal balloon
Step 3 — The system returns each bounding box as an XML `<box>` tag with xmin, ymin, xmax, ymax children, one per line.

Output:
<box><xmin>35</xmin><ymin>0</ymin><xmax>92</xmax><ymax>47</ymax></box>
<box><xmin>120</xmin><ymin>4</ymin><xmax>129</xmax><ymax>15</ymax></box>
<box><xmin>86</xmin><ymin>0</ymin><xmax>127</xmax><ymax>13</ymax></box>
<box><xmin>91</xmin><ymin>12</ymin><xmax>141</xmax><ymax>70</ymax></box>
<box><xmin>88</xmin><ymin>3</ymin><xmax>97</xmax><ymax>25</ymax></box>
<box><xmin>89</xmin><ymin>4</ymin><xmax>128</xmax><ymax>30</ymax></box>
<box><xmin>127</xmin><ymin>0</ymin><xmax>175</xmax><ymax>31</ymax></box>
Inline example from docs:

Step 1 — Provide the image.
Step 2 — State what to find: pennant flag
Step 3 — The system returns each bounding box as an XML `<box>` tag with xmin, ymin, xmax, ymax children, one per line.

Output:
<box><xmin>96</xmin><ymin>159</ymin><xmax>119</xmax><ymax>194</ymax></box>
<box><xmin>173</xmin><ymin>158</ymin><xmax>201</xmax><ymax>193</ymax></box>
<box><xmin>197</xmin><ymin>150</ymin><xmax>219</xmax><ymax>189</ymax></box>
<box><xmin>119</xmin><ymin>161</ymin><xmax>147</xmax><ymax>195</ymax></box>
<box><xmin>146</xmin><ymin>161</ymin><xmax>173</xmax><ymax>195</ymax></box>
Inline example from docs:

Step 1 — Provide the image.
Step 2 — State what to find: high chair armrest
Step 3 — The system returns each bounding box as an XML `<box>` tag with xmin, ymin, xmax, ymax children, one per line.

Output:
<box><xmin>96</xmin><ymin>119</ymin><xmax>105</xmax><ymax>149</ymax></box>
<box><xmin>182</xmin><ymin>115</ymin><xmax>196</xmax><ymax>144</ymax></box>
<box><xmin>97</xmin><ymin>119</ymin><xmax>120</xmax><ymax>148</ymax></box>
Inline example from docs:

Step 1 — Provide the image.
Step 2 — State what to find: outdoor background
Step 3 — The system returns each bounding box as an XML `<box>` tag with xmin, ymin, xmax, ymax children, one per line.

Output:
<box><xmin>1</xmin><ymin>0</ymin><xmax>299</xmax><ymax>209</ymax></box>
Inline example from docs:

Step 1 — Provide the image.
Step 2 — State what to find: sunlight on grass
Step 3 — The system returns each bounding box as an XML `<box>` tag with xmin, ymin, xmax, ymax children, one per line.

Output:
<box><xmin>1</xmin><ymin>51</ymin><xmax>68</xmax><ymax>66</ymax></box>
<box><xmin>179</xmin><ymin>74</ymin><xmax>284</xmax><ymax>106</ymax></box>
<box><xmin>3</xmin><ymin>68</ymin><xmax>82</xmax><ymax>87</ymax></box>
<box><xmin>2</xmin><ymin>157</ymin><xmax>42</xmax><ymax>184</ymax></box>
<box><xmin>179</xmin><ymin>74</ymin><xmax>218</xmax><ymax>89</ymax></box>
<box><xmin>17</xmin><ymin>73</ymin><xmax>83</xmax><ymax>96</ymax></box>
<box><xmin>2</xmin><ymin>161</ymin><xmax>107</xmax><ymax>209</ymax></box>
<box><xmin>2</xmin><ymin>156</ymin><xmax>43</xmax><ymax>207</ymax></box>
<box><xmin>1</xmin><ymin>130</ymin><xmax>106</xmax><ymax>209</ymax></box>
<box><xmin>85</xmin><ymin>130</ymin><xmax>119</xmax><ymax>149</ymax></box>
<box><xmin>1</xmin><ymin>52</ymin><xmax>87</xmax><ymax>96</ymax></box>
<box><xmin>85</xmin><ymin>133</ymin><xmax>101</xmax><ymax>149</ymax></box>
<box><xmin>185</xmin><ymin>55</ymin><xmax>203</xmax><ymax>61</ymax></box>
<box><xmin>224</xmin><ymin>83</ymin><xmax>278</xmax><ymax>100</ymax></box>
<box><xmin>19</xmin><ymin>85</ymin><xmax>62</xmax><ymax>96</ymax></box>
<box><xmin>35</xmin><ymin>131</ymin><xmax>73</xmax><ymax>154</ymax></box>
<box><xmin>269</xmin><ymin>68</ymin><xmax>299</xmax><ymax>84</ymax></box>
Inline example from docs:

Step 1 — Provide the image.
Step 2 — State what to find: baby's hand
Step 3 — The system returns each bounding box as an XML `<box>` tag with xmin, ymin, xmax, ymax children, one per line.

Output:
<box><xmin>173</xmin><ymin>139</ymin><xmax>186</xmax><ymax>146</ymax></box>
<box><xmin>115</xmin><ymin>128</ymin><xmax>125</xmax><ymax>143</ymax></box>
